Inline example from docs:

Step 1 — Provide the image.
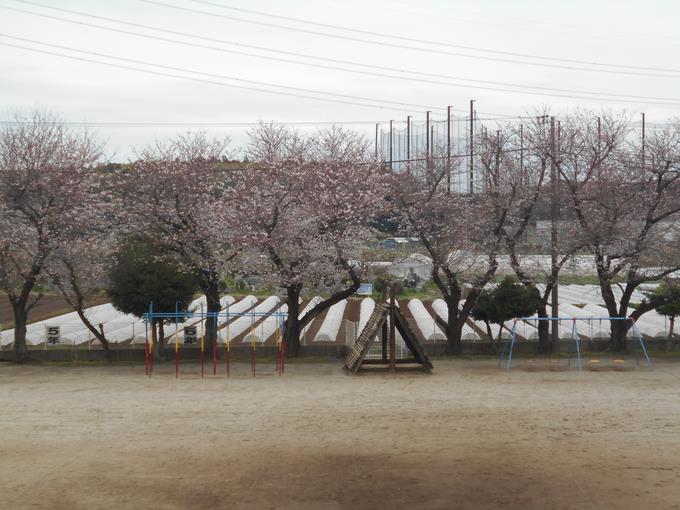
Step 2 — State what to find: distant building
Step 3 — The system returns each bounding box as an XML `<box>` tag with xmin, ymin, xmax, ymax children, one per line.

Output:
<box><xmin>380</xmin><ymin>237</ymin><xmax>421</xmax><ymax>250</ymax></box>
<box><xmin>388</xmin><ymin>253</ymin><xmax>433</xmax><ymax>282</ymax></box>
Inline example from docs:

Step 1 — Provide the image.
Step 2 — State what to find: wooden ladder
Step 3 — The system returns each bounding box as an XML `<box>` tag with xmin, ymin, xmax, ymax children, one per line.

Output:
<box><xmin>344</xmin><ymin>303</ymin><xmax>389</xmax><ymax>373</ymax></box>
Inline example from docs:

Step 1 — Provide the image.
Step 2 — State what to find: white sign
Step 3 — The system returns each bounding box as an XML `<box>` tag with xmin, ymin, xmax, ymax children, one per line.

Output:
<box><xmin>184</xmin><ymin>326</ymin><xmax>197</xmax><ymax>344</ymax></box>
<box><xmin>46</xmin><ymin>326</ymin><xmax>61</xmax><ymax>344</ymax></box>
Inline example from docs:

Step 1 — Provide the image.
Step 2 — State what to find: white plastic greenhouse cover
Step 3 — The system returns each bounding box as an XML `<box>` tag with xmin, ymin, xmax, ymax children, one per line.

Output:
<box><xmin>299</xmin><ymin>296</ymin><xmax>323</xmax><ymax>338</ymax></box>
<box><xmin>582</xmin><ymin>303</ymin><xmax>667</xmax><ymax>338</ymax></box>
<box><xmin>243</xmin><ymin>304</ymin><xmax>287</xmax><ymax>343</ymax></box>
<box><xmin>358</xmin><ymin>298</ymin><xmax>375</xmax><ymax>333</ymax></box>
<box><xmin>313</xmin><ymin>299</ymin><xmax>347</xmax><ymax>342</ymax></box>
<box><xmin>431</xmin><ymin>299</ymin><xmax>479</xmax><ymax>340</ymax></box>
<box><xmin>558</xmin><ymin>303</ymin><xmax>610</xmax><ymax>338</ymax></box>
<box><xmin>408</xmin><ymin>299</ymin><xmax>446</xmax><ymax>341</ymax></box>
<box><xmin>545</xmin><ymin>305</ymin><xmax>595</xmax><ymax>339</ymax></box>
<box><xmin>228</xmin><ymin>296</ymin><xmax>280</xmax><ymax>340</ymax></box>
<box><xmin>160</xmin><ymin>295</ymin><xmax>237</xmax><ymax>343</ymax></box>
<box><xmin>217</xmin><ymin>295</ymin><xmax>257</xmax><ymax>343</ymax></box>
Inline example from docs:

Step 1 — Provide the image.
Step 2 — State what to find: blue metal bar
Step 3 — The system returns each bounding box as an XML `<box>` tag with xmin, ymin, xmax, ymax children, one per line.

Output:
<box><xmin>631</xmin><ymin>321</ymin><xmax>653</xmax><ymax>370</ymax></box>
<box><xmin>506</xmin><ymin>326</ymin><xmax>517</xmax><ymax>371</ymax></box>
<box><xmin>498</xmin><ymin>320</ymin><xmax>514</xmax><ymax>367</ymax></box>
<box><xmin>572</xmin><ymin>319</ymin><xmax>582</xmax><ymax>371</ymax></box>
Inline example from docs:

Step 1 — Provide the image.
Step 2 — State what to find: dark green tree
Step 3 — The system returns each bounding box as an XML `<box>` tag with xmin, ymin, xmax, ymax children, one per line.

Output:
<box><xmin>108</xmin><ymin>238</ymin><xmax>199</xmax><ymax>358</ymax></box>
<box><xmin>471</xmin><ymin>276</ymin><xmax>540</xmax><ymax>351</ymax></box>
<box><xmin>649</xmin><ymin>283</ymin><xmax>680</xmax><ymax>344</ymax></box>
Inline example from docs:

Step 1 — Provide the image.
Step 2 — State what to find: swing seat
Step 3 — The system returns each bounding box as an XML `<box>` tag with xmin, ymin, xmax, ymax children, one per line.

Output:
<box><xmin>549</xmin><ymin>358</ymin><xmax>565</xmax><ymax>371</ymax></box>
<box><xmin>612</xmin><ymin>358</ymin><xmax>630</xmax><ymax>371</ymax></box>
<box><xmin>588</xmin><ymin>359</ymin><xmax>603</xmax><ymax>371</ymax></box>
<box><xmin>523</xmin><ymin>358</ymin><xmax>537</xmax><ymax>371</ymax></box>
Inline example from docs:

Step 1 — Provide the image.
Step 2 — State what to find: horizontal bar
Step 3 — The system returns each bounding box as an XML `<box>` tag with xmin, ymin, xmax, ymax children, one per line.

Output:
<box><xmin>517</xmin><ymin>316</ymin><xmax>633</xmax><ymax>321</ymax></box>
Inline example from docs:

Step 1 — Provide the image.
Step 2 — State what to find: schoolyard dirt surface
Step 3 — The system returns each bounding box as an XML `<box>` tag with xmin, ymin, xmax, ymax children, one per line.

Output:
<box><xmin>0</xmin><ymin>359</ymin><xmax>679</xmax><ymax>510</ymax></box>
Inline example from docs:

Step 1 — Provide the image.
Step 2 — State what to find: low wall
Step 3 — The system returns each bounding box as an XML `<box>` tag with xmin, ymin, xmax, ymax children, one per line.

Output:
<box><xmin>1</xmin><ymin>337</ymin><xmax>678</xmax><ymax>362</ymax></box>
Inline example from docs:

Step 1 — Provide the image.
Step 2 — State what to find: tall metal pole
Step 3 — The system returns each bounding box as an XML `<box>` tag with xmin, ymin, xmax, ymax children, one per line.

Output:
<box><xmin>374</xmin><ymin>123</ymin><xmax>379</xmax><ymax>161</ymax></box>
<box><xmin>389</xmin><ymin>119</ymin><xmax>394</xmax><ymax>169</ymax></box>
<box><xmin>519</xmin><ymin>124</ymin><xmax>524</xmax><ymax>181</ymax></box>
<box><xmin>446</xmin><ymin>105</ymin><xmax>452</xmax><ymax>193</ymax></box>
<box><xmin>431</xmin><ymin>126</ymin><xmax>435</xmax><ymax>155</ymax></box>
<box><xmin>425</xmin><ymin>110</ymin><xmax>431</xmax><ymax>161</ymax></box>
<box><xmin>406</xmin><ymin>115</ymin><xmax>411</xmax><ymax>161</ymax></box>
<box><xmin>641</xmin><ymin>112</ymin><xmax>646</xmax><ymax>169</ymax></box>
<box><xmin>469</xmin><ymin>99</ymin><xmax>475</xmax><ymax>194</ymax></box>
<box><xmin>549</xmin><ymin>116</ymin><xmax>559</xmax><ymax>352</ymax></box>
<box><xmin>389</xmin><ymin>285</ymin><xmax>396</xmax><ymax>372</ymax></box>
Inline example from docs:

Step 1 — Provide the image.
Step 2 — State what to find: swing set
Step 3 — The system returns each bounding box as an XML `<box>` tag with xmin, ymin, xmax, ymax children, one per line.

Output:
<box><xmin>142</xmin><ymin>302</ymin><xmax>288</xmax><ymax>379</ymax></box>
<box><xmin>498</xmin><ymin>316</ymin><xmax>653</xmax><ymax>371</ymax></box>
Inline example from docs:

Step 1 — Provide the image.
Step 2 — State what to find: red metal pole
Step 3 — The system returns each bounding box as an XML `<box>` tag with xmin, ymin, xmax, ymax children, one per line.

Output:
<box><xmin>144</xmin><ymin>339</ymin><xmax>148</xmax><ymax>376</ymax></box>
<box><xmin>281</xmin><ymin>339</ymin><xmax>285</xmax><ymax>375</ymax></box>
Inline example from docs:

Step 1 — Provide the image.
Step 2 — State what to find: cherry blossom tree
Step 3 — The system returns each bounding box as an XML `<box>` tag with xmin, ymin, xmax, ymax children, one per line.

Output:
<box><xmin>555</xmin><ymin>112</ymin><xmax>680</xmax><ymax>351</ymax></box>
<box><xmin>0</xmin><ymin>110</ymin><xmax>102</xmax><ymax>362</ymax></box>
<box><xmin>392</xmin><ymin>149</ymin><xmax>501</xmax><ymax>355</ymax></box>
<box><xmin>238</xmin><ymin>124</ymin><xmax>386</xmax><ymax>355</ymax></box>
<box><xmin>45</xmin><ymin>230</ymin><xmax>116</xmax><ymax>357</ymax></box>
<box><xmin>476</xmin><ymin>117</ymin><xmax>581</xmax><ymax>353</ymax></box>
<box><xmin>122</xmin><ymin>132</ymin><xmax>239</xmax><ymax>356</ymax></box>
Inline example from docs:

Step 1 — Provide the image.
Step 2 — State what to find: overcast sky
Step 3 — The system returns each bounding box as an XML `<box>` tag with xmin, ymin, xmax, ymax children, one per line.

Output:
<box><xmin>1</xmin><ymin>0</ymin><xmax>680</xmax><ymax>160</ymax></box>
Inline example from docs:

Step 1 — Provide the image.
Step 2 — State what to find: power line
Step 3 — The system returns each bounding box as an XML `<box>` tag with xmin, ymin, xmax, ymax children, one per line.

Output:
<box><xmin>138</xmin><ymin>0</ymin><xmax>680</xmax><ymax>78</ymax></box>
<box><xmin>0</xmin><ymin>120</ymin><xmax>391</xmax><ymax>127</ymax></box>
<box><xmin>0</xmin><ymin>35</ymin><xmax>449</xmax><ymax>113</ymax></box>
<box><xmin>339</xmin><ymin>0</ymin><xmax>680</xmax><ymax>48</ymax></box>
<box><xmin>183</xmin><ymin>0</ymin><xmax>680</xmax><ymax>74</ymax></box>
<box><xmin>5</xmin><ymin>3</ymin><xmax>680</xmax><ymax>106</ymax></box>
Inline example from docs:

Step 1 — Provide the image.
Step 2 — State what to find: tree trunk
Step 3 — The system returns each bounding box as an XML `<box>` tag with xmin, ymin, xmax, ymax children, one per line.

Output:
<box><xmin>289</xmin><ymin>275</ymin><xmax>361</xmax><ymax>357</ymax></box>
<box><xmin>202</xmin><ymin>276</ymin><xmax>221</xmax><ymax>360</ymax></box>
<box><xmin>11</xmin><ymin>302</ymin><xmax>29</xmax><ymax>363</ymax></box>
<box><xmin>668</xmin><ymin>316</ymin><xmax>676</xmax><ymax>351</ymax></box>
<box><xmin>445</xmin><ymin>295</ymin><xmax>463</xmax><ymax>355</ymax></box>
<box><xmin>494</xmin><ymin>325</ymin><xmax>504</xmax><ymax>355</ymax></box>
<box><xmin>151</xmin><ymin>319</ymin><xmax>158</xmax><ymax>358</ymax></box>
<box><xmin>75</xmin><ymin>309</ymin><xmax>111</xmax><ymax>360</ymax></box>
<box><xmin>156</xmin><ymin>321</ymin><xmax>166</xmax><ymax>361</ymax></box>
<box><xmin>284</xmin><ymin>285</ymin><xmax>302</xmax><ymax>357</ymax></box>
<box><xmin>536</xmin><ymin>304</ymin><xmax>551</xmax><ymax>354</ymax></box>
<box><xmin>610</xmin><ymin>319</ymin><xmax>629</xmax><ymax>353</ymax></box>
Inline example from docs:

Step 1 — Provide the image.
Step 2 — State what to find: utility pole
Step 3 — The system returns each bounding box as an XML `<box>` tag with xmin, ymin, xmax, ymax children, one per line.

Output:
<box><xmin>641</xmin><ymin>112</ymin><xmax>646</xmax><ymax>169</ymax></box>
<box><xmin>550</xmin><ymin>116</ymin><xmax>559</xmax><ymax>353</ymax></box>
<box><xmin>406</xmin><ymin>115</ymin><xmax>411</xmax><ymax>161</ymax></box>
<box><xmin>447</xmin><ymin>105</ymin><xmax>452</xmax><ymax>194</ymax></box>
<box><xmin>426</xmin><ymin>110</ymin><xmax>431</xmax><ymax>161</ymax></box>
<box><xmin>389</xmin><ymin>284</ymin><xmax>396</xmax><ymax>372</ymax></box>
<box><xmin>374</xmin><ymin>123</ymin><xmax>379</xmax><ymax>161</ymax></box>
<box><xmin>469</xmin><ymin>99</ymin><xmax>475</xmax><ymax>194</ymax></box>
<box><xmin>519</xmin><ymin>124</ymin><xmax>524</xmax><ymax>185</ymax></box>
<box><xmin>389</xmin><ymin>119</ymin><xmax>393</xmax><ymax>169</ymax></box>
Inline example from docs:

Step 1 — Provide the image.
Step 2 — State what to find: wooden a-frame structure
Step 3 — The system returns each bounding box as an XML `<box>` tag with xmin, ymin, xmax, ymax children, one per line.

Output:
<box><xmin>345</xmin><ymin>289</ymin><xmax>433</xmax><ymax>374</ymax></box>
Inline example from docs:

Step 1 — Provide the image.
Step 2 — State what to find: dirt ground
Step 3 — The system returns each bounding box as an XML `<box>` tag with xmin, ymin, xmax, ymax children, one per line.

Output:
<box><xmin>0</xmin><ymin>359</ymin><xmax>679</xmax><ymax>510</ymax></box>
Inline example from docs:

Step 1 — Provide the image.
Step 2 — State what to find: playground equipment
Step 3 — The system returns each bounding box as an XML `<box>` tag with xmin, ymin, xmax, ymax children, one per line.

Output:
<box><xmin>498</xmin><ymin>316</ymin><xmax>653</xmax><ymax>372</ymax></box>
<box><xmin>142</xmin><ymin>301</ymin><xmax>288</xmax><ymax>379</ymax></box>
<box><xmin>345</xmin><ymin>289</ymin><xmax>432</xmax><ymax>374</ymax></box>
